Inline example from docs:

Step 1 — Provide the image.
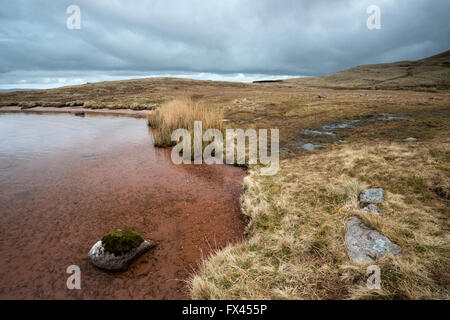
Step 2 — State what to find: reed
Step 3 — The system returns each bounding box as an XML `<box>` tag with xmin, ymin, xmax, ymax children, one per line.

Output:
<box><xmin>148</xmin><ymin>96</ymin><xmax>224</xmax><ymax>148</ymax></box>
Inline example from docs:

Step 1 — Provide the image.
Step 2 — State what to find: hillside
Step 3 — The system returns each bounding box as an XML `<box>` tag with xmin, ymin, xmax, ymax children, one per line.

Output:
<box><xmin>289</xmin><ymin>50</ymin><xmax>450</xmax><ymax>91</ymax></box>
<box><xmin>1</xmin><ymin>51</ymin><xmax>449</xmax><ymax>111</ymax></box>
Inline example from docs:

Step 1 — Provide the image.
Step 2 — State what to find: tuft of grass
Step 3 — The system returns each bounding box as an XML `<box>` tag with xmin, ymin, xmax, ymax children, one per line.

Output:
<box><xmin>147</xmin><ymin>96</ymin><xmax>224</xmax><ymax>148</ymax></box>
<box><xmin>101</xmin><ymin>229</ymin><xmax>144</xmax><ymax>256</ymax></box>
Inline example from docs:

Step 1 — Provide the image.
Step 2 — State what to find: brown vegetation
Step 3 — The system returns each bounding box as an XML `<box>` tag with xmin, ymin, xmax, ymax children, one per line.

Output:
<box><xmin>147</xmin><ymin>96</ymin><xmax>223</xmax><ymax>147</ymax></box>
<box><xmin>191</xmin><ymin>137</ymin><xmax>449</xmax><ymax>299</ymax></box>
<box><xmin>289</xmin><ymin>50</ymin><xmax>450</xmax><ymax>91</ymax></box>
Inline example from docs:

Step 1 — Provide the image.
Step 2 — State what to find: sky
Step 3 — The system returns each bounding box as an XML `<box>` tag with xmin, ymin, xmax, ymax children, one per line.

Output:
<box><xmin>0</xmin><ymin>0</ymin><xmax>449</xmax><ymax>89</ymax></box>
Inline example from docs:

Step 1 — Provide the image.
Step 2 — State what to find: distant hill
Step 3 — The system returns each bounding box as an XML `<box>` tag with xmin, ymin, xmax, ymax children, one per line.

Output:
<box><xmin>289</xmin><ymin>50</ymin><xmax>450</xmax><ymax>90</ymax></box>
<box><xmin>1</xmin><ymin>51</ymin><xmax>449</xmax><ymax>109</ymax></box>
<box><xmin>0</xmin><ymin>88</ymin><xmax>38</xmax><ymax>92</ymax></box>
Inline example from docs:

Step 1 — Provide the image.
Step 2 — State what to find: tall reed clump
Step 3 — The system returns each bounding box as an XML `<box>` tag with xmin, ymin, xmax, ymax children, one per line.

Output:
<box><xmin>147</xmin><ymin>96</ymin><xmax>224</xmax><ymax>148</ymax></box>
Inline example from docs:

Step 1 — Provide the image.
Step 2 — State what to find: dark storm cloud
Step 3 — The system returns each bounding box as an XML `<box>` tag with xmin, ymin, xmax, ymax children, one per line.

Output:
<box><xmin>0</xmin><ymin>0</ymin><xmax>449</xmax><ymax>88</ymax></box>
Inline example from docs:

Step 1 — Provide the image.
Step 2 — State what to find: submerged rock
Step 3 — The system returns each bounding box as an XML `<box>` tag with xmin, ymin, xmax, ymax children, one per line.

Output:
<box><xmin>360</xmin><ymin>188</ymin><xmax>384</xmax><ymax>204</ymax></box>
<box><xmin>346</xmin><ymin>217</ymin><xmax>401</xmax><ymax>262</ymax></box>
<box><xmin>81</xmin><ymin>152</ymin><xmax>96</xmax><ymax>158</ymax></box>
<box><xmin>75</xmin><ymin>111</ymin><xmax>85</xmax><ymax>116</ymax></box>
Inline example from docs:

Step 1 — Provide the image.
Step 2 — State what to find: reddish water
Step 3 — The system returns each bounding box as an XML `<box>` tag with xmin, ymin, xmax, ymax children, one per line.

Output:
<box><xmin>0</xmin><ymin>113</ymin><xmax>246</xmax><ymax>299</ymax></box>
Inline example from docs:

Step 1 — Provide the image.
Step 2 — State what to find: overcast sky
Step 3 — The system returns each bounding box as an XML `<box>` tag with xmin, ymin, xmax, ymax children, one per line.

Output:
<box><xmin>0</xmin><ymin>0</ymin><xmax>449</xmax><ymax>89</ymax></box>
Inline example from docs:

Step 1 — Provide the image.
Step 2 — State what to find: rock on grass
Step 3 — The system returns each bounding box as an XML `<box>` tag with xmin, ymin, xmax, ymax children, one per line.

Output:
<box><xmin>363</xmin><ymin>204</ymin><xmax>381</xmax><ymax>214</ymax></box>
<box><xmin>346</xmin><ymin>217</ymin><xmax>401</xmax><ymax>262</ymax></box>
<box><xmin>359</xmin><ymin>188</ymin><xmax>384</xmax><ymax>204</ymax></box>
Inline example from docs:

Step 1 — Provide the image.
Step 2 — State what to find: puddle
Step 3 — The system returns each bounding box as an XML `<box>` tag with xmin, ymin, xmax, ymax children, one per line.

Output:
<box><xmin>322</xmin><ymin>119</ymin><xmax>361</xmax><ymax>131</ymax></box>
<box><xmin>295</xmin><ymin>113</ymin><xmax>410</xmax><ymax>151</ymax></box>
<box><xmin>0</xmin><ymin>112</ymin><xmax>246</xmax><ymax>299</ymax></box>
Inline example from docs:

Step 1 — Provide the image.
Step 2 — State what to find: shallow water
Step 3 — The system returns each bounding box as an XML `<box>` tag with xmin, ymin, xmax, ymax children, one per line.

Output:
<box><xmin>0</xmin><ymin>112</ymin><xmax>246</xmax><ymax>299</ymax></box>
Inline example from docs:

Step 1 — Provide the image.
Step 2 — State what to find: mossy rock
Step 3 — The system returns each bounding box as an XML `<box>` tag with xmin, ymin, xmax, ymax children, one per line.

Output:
<box><xmin>101</xmin><ymin>229</ymin><xmax>144</xmax><ymax>256</ymax></box>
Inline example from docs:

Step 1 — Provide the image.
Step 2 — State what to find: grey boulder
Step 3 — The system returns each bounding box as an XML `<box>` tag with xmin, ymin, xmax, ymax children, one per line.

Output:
<box><xmin>363</xmin><ymin>204</ymin><xmax>381</xmax><ymax>214</ymax></box>
<box><xmin>20</xmin><ymin>105</ymin><xmax>35</xmax><ymax>110</ymax></box>
<box><xmin>300</xmin><ymin>143</ymin><xmax>315</xmax><ymax>151</ymax></box>
<box><xmin>360</xmin><ymin>188</ymin><xmax>384</xmax><ymax>204</ymax></box>
<box><xmin>88</xmin><ymin>240</ymin><xmax>154</xmax><ymax>271</ymax></box>
<box><xmin>346</xmin><ymin>217</ymin><xmax>401</xmax><ymax>262</ymax></box>
<box><xmin>317</xmin><ymin>93</ymin><xmax>327</xmax><ymax>99</ymax></box>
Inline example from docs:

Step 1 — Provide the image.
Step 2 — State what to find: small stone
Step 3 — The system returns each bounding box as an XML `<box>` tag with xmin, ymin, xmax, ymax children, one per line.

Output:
<box><xmin>346</xmin><ymin>217</ymin><xmax>402</xmax><ymax>262</ymax></box>
<box><xmin>300</xmin><ymin>143</ymin><xmax>315</xmax><ymax>151</ymax></box>
<box><xmin>280</xmin><ymin>147</ymin><xmax>293</xmax><ymax>154</ymax></box>
<box><xmin>403</xmin><ymin>137</ymin><xmax>418</xmax><ymax>142</ymax></box>
<box><xmin>360</xmin><ymin>188</ymin><xmax>384</xmax><ymax>204</ymax></box>
<box><xmin>317</xmin><ymin>93</ymin><xmax>327</xmax><ymax>99</ymax></box>
<box><xmin>360</xmin><ymin>93</ymin><xmax>369</xmax><ymax>97</ymax></box>
<box><xmin>81</xmin><ymin>153</ymin><xmax>96</xmax><ymax>158</ymax></box>
<box><xmin>363</xmin><ymin>204</ymin><xmax>381</xmax><ymax>214</ymax></box>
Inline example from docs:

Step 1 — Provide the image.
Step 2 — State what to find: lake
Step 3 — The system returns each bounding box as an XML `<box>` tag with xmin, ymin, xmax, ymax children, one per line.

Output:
<box><xmin>0</xmin><ymin>112</ymin><xmax>245</xmax><ymax>299</ymax></box>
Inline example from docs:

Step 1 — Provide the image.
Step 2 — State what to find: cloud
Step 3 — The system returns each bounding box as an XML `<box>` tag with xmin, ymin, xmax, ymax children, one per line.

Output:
<box><xmin>0</xmin><ymin>0</ymin><xmax>449</xmax><ymax>88</ymax></box>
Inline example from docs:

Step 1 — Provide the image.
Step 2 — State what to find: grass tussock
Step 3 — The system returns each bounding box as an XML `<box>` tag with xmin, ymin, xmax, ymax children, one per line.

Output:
<box><xmin>147</xmin><ymin>96</ymin><xmax>224</xmax><ymax>147</ymax></box>
<box><xmin>190</xmin><ymin>138</ymin><xmax>450</xmax><ymax>300</ymax></box>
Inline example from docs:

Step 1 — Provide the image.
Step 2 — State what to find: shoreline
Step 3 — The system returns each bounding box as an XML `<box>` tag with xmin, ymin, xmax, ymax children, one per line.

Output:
<box><xmin>0</xmin><ymin>106</ymin><xmax>151</xmax><ymax>118</ymax></box>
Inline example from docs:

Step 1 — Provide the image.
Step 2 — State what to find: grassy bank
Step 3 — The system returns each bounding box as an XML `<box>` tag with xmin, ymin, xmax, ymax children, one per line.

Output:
<box><xmin>190</xmin><ymin>135</ymin><xmax>449</xmax><ymax>299</ymax></box>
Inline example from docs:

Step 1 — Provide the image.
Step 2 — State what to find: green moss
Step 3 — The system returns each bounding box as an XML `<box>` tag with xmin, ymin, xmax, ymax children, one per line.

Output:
<box><xmin>101</xmin><ymin>229</ymin><xmax>144</xmax><ymax>256</ymax></box>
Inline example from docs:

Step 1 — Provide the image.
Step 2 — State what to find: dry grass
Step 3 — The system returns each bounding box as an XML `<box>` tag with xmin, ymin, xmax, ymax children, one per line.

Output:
<box><xmin>148</xmin><ymin>96</ymin><xmax>224</xmax><ymax>147</ymax></box>
<box><xmin>190</xmin><ymin>136</ymin><xmax>450</xmax><ymax>300</ymax></box>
